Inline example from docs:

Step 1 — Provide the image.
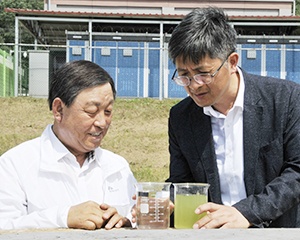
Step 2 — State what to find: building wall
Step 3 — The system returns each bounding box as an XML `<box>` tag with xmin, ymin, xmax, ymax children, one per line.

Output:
<box><xmin>67</xmin><ymin>39</ymin><xmax>300</xmax><ymax>98</ymax></box>
<box><xmin>39</xmin><ymin>0</ymin><xmax>299</xmax><ymax>99</ymax></box>
<box><xmin>44</xmin><ymin>0</ymin><xmax>295</xmax><ymax>16</ymax></box>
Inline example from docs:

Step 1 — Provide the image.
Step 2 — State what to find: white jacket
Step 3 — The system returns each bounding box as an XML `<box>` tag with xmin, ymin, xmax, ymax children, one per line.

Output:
<box><xmin>0</xmin><ymin>125</ymin><xmax>137</xmax><ymax>229</ymax></box>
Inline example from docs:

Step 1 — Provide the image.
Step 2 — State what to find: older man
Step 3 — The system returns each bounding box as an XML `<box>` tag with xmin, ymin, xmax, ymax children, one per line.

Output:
<box><xmin>0</xmin><ymin>60</ymin><xmax>136</xmax><ymax>230</ymax></box>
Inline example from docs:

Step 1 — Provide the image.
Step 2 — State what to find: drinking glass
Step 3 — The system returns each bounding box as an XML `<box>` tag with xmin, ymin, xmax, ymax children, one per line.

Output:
<box><xmin>135</xmin><ymin>182</ymin><xmax>171</xmax><ymax>229</ymax></box>
<box><xmin>173</xmin><ymin>183</ymin><xmax>210</xmax><ymax>229</ymax></box>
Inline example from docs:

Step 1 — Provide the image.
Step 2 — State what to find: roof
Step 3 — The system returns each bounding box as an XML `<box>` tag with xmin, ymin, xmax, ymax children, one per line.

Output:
<box><xmin>5</xmin><ymin>8</ymin><xmax>186</xmax><ymax>20</ymax></box>
<box><xmin>5</xmin><ymin>8</ymin><xmax>300</xmax><ymax>46</ymax></box>
<box><xmin>6</xmin><ymin>8</ymin><xmax>300</xmax><ymax>21</ymax></box>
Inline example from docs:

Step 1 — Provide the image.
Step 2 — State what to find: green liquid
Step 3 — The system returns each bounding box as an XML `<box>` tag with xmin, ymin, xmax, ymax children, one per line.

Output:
<box><xmin>174</xmin><ymin>194</ymin><xmax>207</xmax><ymax>229</ymax></box>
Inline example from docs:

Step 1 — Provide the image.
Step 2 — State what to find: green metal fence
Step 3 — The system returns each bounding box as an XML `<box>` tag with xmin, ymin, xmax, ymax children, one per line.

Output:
<box><xmin>0</xmin><ymin>49</ymin><xmax>14</xmax><ymax>97</ymax></box>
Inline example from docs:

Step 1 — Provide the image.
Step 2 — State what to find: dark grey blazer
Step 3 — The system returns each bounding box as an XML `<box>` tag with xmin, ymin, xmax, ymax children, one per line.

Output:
<box><xmin>167</xmin><ymin>70</ymin><xmax>300</xmax><ymax>228</ymax></box>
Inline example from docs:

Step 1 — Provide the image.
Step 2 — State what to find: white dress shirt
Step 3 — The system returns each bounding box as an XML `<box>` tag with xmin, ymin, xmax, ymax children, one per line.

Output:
<box><xmin>0</xmin><ymin>124</ymin><xmax>137</xmax><ymax>230</ymax></box>
<box><xmin>203</xmin><ymin>67</ymin><xmax>247</xmax><ymax>206</ymax></box>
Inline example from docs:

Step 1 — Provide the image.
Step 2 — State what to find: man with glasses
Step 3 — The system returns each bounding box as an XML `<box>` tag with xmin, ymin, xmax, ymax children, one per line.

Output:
<box><xmin>167</xmin><ymin>7</ymin><xmax>300</xmax><ymax>228</ymax></box>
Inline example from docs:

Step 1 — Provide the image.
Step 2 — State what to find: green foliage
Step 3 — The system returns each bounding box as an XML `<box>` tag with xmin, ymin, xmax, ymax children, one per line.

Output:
<box><xmin>0</xmin><ymin>0</ymin><xmax>43</xmax><ymax>48</ymax></box>
<box><xmin>297</xmin><ymin>0</ymin><xmax>300</xmax><ymax>15</ymax></box>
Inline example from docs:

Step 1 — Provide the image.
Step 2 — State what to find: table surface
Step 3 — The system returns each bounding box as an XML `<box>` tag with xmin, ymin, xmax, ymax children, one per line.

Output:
<box><xmin>0</xmin><ymin>228</ymin><xmax>299</xmax><ymax>240</ymax></box>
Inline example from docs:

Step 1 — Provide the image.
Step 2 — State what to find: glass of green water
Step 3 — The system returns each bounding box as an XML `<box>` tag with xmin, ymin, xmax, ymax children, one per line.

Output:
<box><xmin>173</xmin><ymin>183</ymin><xmax>210</xmax><ymax>229</ymax></box>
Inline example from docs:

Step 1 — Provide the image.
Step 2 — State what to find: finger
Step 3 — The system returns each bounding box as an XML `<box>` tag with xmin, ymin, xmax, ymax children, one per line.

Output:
<box><xmin>100</xmin><ymin>203</ymin><xmax>110</xmax><ymax>211</ymax></box>
<box><xmin>193</xmin><ymin>211</ymin><xmax>213</xmax><ymax>229</ymax></box>
<box><xmin>68</xmin><ymin>201</ymin><xmax>103</xmax><ymax>230</ymax></box>
<box><xmin>114</xmin><ymin>219</ymin><xmax>124</xmax><ymax>229</ymax></box>
<box><xmin>89</xmin><ymin>211</ymin><xmax>106</xmax><ymax>229</ymax></box>
<box><xmin>131</xmin><ymin>204</ymin><xmax>137</xmax><ymax>216</ymax></box>
<box><xmin>102</xmin><ymin>206</ymin><xmax>118</xmax><ymax>220</ymax></box>
<box><xmin>220</xmin><ymin>223</ymin><xmax>231</xmax><ymax>229</ymax></box>
<box><xmin>131</xmin><ymin>208</ymin><xmax>136</xmax><ymax>223</ymax></box>
<box><xmin>195</xmin><ymin>209</ymin><xmax>231</xmax><ymax>229</ymax></box>
<box><xmin>132</xmin><ymin>194</ymin><xmax>136</xmax><ymax>200</ymax></box>
<box><xmin>104</xmin><ymin>214</ymin><xmax>123</xmax><ymax>230</ymax></box>
<box><xmin>169</xmin><ymin>201</ymin><xmax>175</xmax><ymax>213</ymax></box>
<box><xmin>195</xmin><ymin>202</ymin><xmax>219</xmax><ymax>214</ymax></box>
<box><xmin>115</xmin><ymin>217</ymin><xmax>130</xmax><ymax>228</ymax></box>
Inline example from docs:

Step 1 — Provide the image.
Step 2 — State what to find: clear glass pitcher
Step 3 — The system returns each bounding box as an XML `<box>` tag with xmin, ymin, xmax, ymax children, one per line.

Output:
<box><xmin>135</xmin><ymin>182</ymin><xmax>171</xmax><ymax>229</ymax></box>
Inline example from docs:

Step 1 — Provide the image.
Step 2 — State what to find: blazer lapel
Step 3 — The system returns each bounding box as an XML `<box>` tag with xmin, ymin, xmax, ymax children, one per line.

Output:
<box><xmin>190</xmin><ymin>106</ymin><xmax>222</xmax><ymax>203</ymax></box>
<box><xmin>243</xmin><ymin>73</ymin><xmax>264</xmax><ymax>196</ymax></box>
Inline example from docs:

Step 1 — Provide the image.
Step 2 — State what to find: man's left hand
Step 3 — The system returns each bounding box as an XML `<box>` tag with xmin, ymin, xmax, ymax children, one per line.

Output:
<box><xmin>100</xmin><ymin>203</ymin><xmax>131</xmax><ymax>229</ymax></box>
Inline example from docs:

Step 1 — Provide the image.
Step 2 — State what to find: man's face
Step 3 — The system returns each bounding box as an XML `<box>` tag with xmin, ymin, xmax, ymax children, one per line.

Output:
<box><xmin>175</xmin><ymin>55</ymin><xmax>234</xmax><ymax>110</ymax></box>
<box><xmin>53</xmin><ymin>83</ymin><xmax>114</xmax><ymax>156</ymax></box>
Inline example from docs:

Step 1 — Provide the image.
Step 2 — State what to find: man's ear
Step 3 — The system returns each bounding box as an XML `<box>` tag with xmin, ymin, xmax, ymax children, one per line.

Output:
<box><xmin>52</xmin><ymin>98</ymin><xmax>64</xmax><ymax>122</ymax></box>
<box><xmin>229</xmin><ymin>52</ymin><xmax>239</xmax><ymax>74</ymax></box>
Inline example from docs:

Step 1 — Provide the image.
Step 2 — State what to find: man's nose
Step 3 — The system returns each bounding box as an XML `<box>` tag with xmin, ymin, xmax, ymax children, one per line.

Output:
<box><xmin>94</xmin><ymin>113</ymin><xmax>107</xmax><ymax>128</ymax></box>
<box><xmin>189</xmin><ymin>76</ymin><xmax>205</xmax><ymax>88</ymax></box>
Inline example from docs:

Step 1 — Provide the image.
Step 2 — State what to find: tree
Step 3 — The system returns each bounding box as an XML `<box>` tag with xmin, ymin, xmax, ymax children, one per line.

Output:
<box><xmin>0</xmin><ymin>0</ymin><xmax>43</xmax><ymax>95</ymax></box>
<box><xmin>0</xmin><ymin>0</ymin><xmax>43</xmax><ymax>51</ymax></box>
<box><xmin>296</xmin><ymin>0</ymin><xmax>300</xmax><ymax>15</ymax></box>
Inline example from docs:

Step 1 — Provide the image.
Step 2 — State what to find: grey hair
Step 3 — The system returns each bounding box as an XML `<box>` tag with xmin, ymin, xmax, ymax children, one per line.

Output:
<box><xmin>169</xmin><ymin>7</ymin><xmax>237</xmax><ymax>64</ymax></box>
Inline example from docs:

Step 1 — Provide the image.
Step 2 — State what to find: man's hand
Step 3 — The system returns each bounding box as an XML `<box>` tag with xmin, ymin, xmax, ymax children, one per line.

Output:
<box><xmin>67</xmin><ymin>201</ymin><xmax>130</xmax><ymax>230</ymax></box>
<box><xmin>193</xmin><ymin>202</ymin><xmax>251</xmax><ymax>229</ymax></box>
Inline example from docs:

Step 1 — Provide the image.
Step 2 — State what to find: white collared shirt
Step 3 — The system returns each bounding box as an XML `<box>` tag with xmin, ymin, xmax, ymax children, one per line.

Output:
<box><xmin>203</xmin><ymin>67</ymin><xmax>247</xmax><ymax>206</ymax></box>
<box><xmin>0</xmin><ymin>124</ymin><xmax>137</xmax><ymax>229</ymax></box>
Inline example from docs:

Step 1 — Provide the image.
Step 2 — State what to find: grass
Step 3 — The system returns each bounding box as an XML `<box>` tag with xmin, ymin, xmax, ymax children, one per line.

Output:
<box><xmin>0</xmin><ymin>97</ymin><xmax>181</xmax><ymax>182</ymax></box>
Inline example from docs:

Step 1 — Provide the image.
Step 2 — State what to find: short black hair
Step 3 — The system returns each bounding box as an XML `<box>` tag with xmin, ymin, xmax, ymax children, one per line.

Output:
<box><xmin>48</xmin><ymin>60</ymin><xmax>116</xmax><ymax>110</ymax></box>
<box><xmin>169</xmin><ymin>7</ymin><xmax>237</xmax><ymax>64</ymax></box>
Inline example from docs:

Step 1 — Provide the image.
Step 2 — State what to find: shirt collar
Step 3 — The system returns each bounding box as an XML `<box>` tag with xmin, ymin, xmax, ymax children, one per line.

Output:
<box><xmin>234</xmin><ymin>66</ymin><xmax>245</xmax><ymax>110</ymax></box>
<box><xmin>40</xmin><ymin>125</ymin><xmax>125</xmax><ymax>177</ymax></box>
<box><xmin>204</xmin><ymin>66</ymin><xmax>245</xmax><ymax>117</ymax></box>
<box><xmin>40</xmin><ymin>125</ymin><xmax>98</xmax><ymax>171</ymax></box>
<box><xmin>49</xmin><ymin>126</ymin><xmax>96</xmax><ymax>163</ymax></box>
<box><xmin>47</xmin><ymin>125</ymin><xmax>70</xmax><ymax>162</ymax></box>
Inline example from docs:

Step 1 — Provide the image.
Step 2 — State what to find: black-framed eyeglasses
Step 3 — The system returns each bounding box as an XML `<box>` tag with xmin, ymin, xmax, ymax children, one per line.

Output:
<box><xmin>171</xmin><ymin>52</ymin><xmax>233</xmax><ymax>87</ymax></box>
